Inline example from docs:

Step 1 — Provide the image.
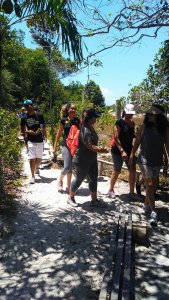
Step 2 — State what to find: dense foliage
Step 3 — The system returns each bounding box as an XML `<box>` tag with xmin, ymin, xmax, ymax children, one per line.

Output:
<box><xmin>0</xmin><ymin>109</ymin><xmax>21</xmax><ymax>194</ymax></box>
<box><xmin>128</xmin><ymin>40</ymin><xmax>169</xmax><ymax>113</ymax></box>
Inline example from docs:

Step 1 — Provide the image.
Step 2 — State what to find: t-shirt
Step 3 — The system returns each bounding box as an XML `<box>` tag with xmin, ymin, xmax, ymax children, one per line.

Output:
<box><xmin>138</xmin><ymin>126</ymin><xmax>166</xmax><ymax>166</ymax></box>
<box><xmin>60</xmin><ymin>116</ymin><xmax>80</xmax><ymax>147</ymax></box>
<box><xmin>73</xmin><ymin>125</ymin><xmax>98</xmax><ymax>163</ymax></box>
<box><xmin>20</xmin><ymin>112</ymin><xmax>45</xmax><ymax>143</ymax></box>
<box><xmin>111</xmin><ymin>119</ymin><xmax>135</xmax><ymax>156</ymax></box>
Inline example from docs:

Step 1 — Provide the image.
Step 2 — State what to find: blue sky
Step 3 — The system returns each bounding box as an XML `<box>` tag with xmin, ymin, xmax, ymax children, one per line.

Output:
<box><xmin>14</xmin><ymin>23</ymin><xmax>167</xmax><ymax>106</ymax></box>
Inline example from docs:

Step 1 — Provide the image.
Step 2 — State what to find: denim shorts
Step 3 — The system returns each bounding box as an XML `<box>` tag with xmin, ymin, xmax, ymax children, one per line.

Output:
<box><xmin>139</xmin><ymin>164</ymin><xmax>161</xmax><ymax>179</ymax></box>
<box><xmin>111</xmin><ymin>152</ymin><xmax>135</xmax><ymax>172</ymax></box>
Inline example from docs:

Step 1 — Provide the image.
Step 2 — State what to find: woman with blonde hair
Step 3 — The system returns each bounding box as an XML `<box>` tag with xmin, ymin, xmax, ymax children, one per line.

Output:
<box><xmin>53</xmin><ymin>103</ymin><xmax>80</xmax><ymax>193</ymax></box>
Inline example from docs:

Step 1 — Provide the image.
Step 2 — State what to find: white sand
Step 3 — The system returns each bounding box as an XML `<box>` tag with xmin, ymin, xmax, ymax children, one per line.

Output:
<box><xmin>0</xmin><ymin>142</ymin><xmax>168</xmax><ymax>300</ymax></box>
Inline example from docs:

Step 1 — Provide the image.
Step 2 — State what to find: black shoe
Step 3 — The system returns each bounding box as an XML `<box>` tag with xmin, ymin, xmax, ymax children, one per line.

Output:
<box><xmin>67</xmin><ymin>196</ymin><xmax>78</xmax><ymax>207</ymax></box>
<box><xmin>136</xmin><ymin>183</ymin><xmax>142</xmax><ymax>196</ymax></box>
<box><xmin>90</xmin><ymin>199</ymin><xmax>106</xmax><ymax>208</ymax></box>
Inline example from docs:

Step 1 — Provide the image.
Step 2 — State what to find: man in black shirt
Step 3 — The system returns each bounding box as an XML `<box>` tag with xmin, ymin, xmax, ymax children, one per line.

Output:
<box><xmin>20</xmin><ymin>99</ymin><xmax>46</xmax><ymax>184</ymax></box>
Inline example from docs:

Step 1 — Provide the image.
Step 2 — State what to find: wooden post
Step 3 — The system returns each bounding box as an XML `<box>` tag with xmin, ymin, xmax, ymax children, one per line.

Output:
<box><xmin>98</xmin><ymin>161</ymin><xmax>103</xmax><ymax>177</ymax></box>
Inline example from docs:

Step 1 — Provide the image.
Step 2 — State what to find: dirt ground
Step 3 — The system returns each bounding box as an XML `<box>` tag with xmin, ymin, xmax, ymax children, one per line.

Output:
<box><xmin>0</xmin><ymin>142</ymin><xmax>169</xmax><ymax>300</ymax></box>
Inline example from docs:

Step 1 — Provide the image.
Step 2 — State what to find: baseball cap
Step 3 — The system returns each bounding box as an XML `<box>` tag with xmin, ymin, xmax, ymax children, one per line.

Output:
<box><xmin>86</xmin><ymin>108</ymin><xmax>101</xmax><ymax>119</ymax></box>
<box><xmin>23</xmin><ymin>99</ymin><xmax>33</xmax><ymax>106</ymax></box>
<box><xmin>124</xmin><ymin>104</ymin><xmax>135</xmax><ymax>115</ymax></box>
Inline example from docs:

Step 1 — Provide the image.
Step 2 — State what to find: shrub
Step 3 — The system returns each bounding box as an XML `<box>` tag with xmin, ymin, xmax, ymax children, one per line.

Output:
<box><xmin>0</xmin><ymin>109</ymin><xmax>21</xmax><ymax>192</ymax></box>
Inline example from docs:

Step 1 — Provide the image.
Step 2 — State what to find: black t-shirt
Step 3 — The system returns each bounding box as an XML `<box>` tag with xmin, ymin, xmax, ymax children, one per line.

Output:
<box><xmin>61</xmin><ymin>116</ymin><xmax>80</xmax><ymax>147</ymax></box>
<box><xmin>111</xmin><ymin>119</ymin><xmax>135</xmax><ymax>156</ymax></box>
<box><xmin>21</xmin><ymin>112</ymin><xmax>45</xmax><ymax>143</ymax></box>
<box><xmin>73</xmin><ymin>125</ymin><xmax>98</xmax><ymax>163</ymax></box>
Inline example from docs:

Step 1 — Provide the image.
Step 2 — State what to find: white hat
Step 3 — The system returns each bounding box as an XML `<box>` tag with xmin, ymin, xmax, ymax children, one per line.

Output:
<box><xmin>124</xmin><ymin>104</ymin><xmax>135</xmax><ymax>115</ymax></box>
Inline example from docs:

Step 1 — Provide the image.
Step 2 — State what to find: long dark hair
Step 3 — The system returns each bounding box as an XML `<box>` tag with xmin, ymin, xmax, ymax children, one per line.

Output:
<box><xmin>81</xmin><ymin>109</ymin><xmax>90</xmax><ymax>125</ymax></box>
<box><xmin>144</xmin><ymin>104</ymin><xmax>169</xmax><ymax>134</ymax></box>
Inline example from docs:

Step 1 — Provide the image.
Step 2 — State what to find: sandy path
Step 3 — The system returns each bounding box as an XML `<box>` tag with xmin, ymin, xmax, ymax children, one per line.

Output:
<box><xmin>0</xmin><ymin>143</ymin><xmax>168</xmax><ymax>300</ymax></box>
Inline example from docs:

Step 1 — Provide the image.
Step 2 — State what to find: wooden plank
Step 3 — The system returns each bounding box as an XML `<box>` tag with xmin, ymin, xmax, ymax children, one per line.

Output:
<box><xmin>121</xmin><ymin>214</ymin><xmax>132</xmax><ymax>300</ymax></box>
<box><xmin>99</xmin><ymin>214</ymin><xmax>119</xmax><ymax>300</ymax></box>
<box><xmin>110</xmin><ymin>220</ymin><xmax>125</xmax><ymax>300</ymax></box>
<box><xmin>97</xmin><ymin>158</ymin><xmax>163</xmax><ymax>175</ymax></box>
<box><xmin>97</xmin><ymin>159</ymin><xmax>141</xmax><ymax>174</ymax></box>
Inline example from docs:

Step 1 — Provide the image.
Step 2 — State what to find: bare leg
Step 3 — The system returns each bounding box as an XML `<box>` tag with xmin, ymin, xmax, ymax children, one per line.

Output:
<box><xmin>58</xmin><ymin>173</ymin><xmax>64</xmax><ymax>183</ymax></box>
<box><xmin>154</xmin><ymin>176</ymin><xmax>159</xmax><ymax>193</ymax></box>
<box><xmin>66</xmin><ymin>173</ymin><xmax>72</xmax><ymax>191</ymax></box>
<box><xmin>91</xmin><ymin>191</ymin><xmax>97</xmax><ymax>201</ymax></box>
<box><xmin>144</xmin><ymin>179</ymin><xmax>156</xmax><ymax>211</ymax></box>
<box><xmin>128</xmin><ymin>168</ymin><xmax>136</xmax><ymax>194</ymax></box>
<box><xmin>109</xmin><ymin>171</ymin><xmax>120</xmax><ymax>190</ymax></box>
<box><xmin>35</xmin><ymin>158</ymin><xmax>42</xmax><ymax>171</ymax></box>
<box><xmin>30</xmin><ymin>159</ymin><xmax>36</xmax><ymax>178</ymax></box>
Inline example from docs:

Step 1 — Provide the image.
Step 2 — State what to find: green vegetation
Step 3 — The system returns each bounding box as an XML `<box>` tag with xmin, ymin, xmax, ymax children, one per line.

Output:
<box><xmin>0</xmin><ymin>10</ymin><xmax>169</xmax><ymax>198</ymax></box>
<box><xmin>0</xmin><ymin>109</ymin><xmax>21</xmax><ymax>197</ymax></box>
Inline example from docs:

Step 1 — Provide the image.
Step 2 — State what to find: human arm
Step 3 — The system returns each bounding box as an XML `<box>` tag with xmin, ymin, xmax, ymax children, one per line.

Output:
<box><xmin>84</xmin><ymin>143</ymin><xmax>109</xmax><ymax>154</ymax></box>
<box><xmin>53</xmin><ymin>123</ymin><xmax>64</xmax><ymax>154</ymax></box>
<box><xmin>81</xmin><ymin>127</ymin><xmax>109</xmax><ymax>153</ymax></box>
<box><xmin>39</xmin><ymin>114</ymin><xmax>47</xmax><ymax>141</ymax></box>
<box><xmin>42</xmin><ymin>126</ymin><xmax>47</xmax><ymax>142</ymax></box>
<box><xmin>129</xmin><ymin>125</ymin><xmax>144</xmax><ymax>160</ymax></box>
<box><xmin>20</xmin><ymin>124</ymin><xmax>40</xmax><ymax>136</ymax></box>
<box><xmin>164</xmin><ymin>127</ymin><xmax>169</xmax><ymax>158</ymax></box>
<box><xmin>113</xmin><ymin>124</ymin><xmax>128</xmax><ymax>160</ymax></box>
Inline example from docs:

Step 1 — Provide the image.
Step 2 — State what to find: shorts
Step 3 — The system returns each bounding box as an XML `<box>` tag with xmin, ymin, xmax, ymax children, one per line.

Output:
<box><xmin>111</xmin><ymin>152</ymin><xmax>136</xmax><ymax>172</ymax></box>
<box><xmin>139</xmin><ymin>164</ymin><xmax>161</xmax><ymax>179</ymax></box>
<box><xmin>28</xmin><ymin>141</ymin><xmax>44</xmax><ymax>159</ymax></box>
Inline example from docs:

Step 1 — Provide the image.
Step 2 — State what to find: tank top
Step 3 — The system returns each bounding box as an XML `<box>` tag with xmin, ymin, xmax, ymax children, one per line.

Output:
<box><xmin>111</xmin><ymin>119</ymin><xmax>135</xmax><ymax>156</ymax></box>
<box><xmin>138</xmin><ymin>127</ymin><xmax>166</xmax><ymax>166</ymax></box>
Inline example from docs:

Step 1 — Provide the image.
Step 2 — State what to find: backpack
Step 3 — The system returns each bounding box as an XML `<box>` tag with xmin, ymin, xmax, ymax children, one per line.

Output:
<box><xmin>66</xmin><ymin>125</ymin><xmax>80</xmax><ymax>156</ymax></box>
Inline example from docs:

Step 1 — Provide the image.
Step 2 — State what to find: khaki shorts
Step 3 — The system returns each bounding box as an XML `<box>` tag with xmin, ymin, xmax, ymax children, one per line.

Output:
<box><xmin>28</xmin><ymin>141</ymin><xmax>44</xmax><ymax>159</ymax></box>
<box><xmin>139</xmin><ymin>164</ymin><xmax>161</xmax><ymax>179</ymax></box>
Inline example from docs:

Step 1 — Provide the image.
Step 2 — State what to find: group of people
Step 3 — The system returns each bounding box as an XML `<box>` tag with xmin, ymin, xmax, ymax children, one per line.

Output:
<box><xmin>20</xmin><ymin>100</ymin><xmax>169</xmax><ymax>226</ymax></box>
<box><xmin>52</xmin><ymin>104</ymin><xmax>109</xmax><ymax>207</ymax></box>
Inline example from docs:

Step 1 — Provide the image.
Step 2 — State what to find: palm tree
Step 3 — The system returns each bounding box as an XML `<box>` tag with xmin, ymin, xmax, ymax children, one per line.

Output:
<box><xmin>0</xmin><ymin>0</ymin><xmax>83</xmax><ymax>99</ymax></box>
<box><xmin>0</xmin><ymin>0</ymin><xmax>83</xmax><ymax>60</ymax></box>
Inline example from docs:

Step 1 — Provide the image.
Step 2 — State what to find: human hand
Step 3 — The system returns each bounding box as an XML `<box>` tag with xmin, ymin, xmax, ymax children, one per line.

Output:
<box><xmin>121</xmin><ymin>150</ymin><xmax>128</xmax><ymax>161</ymax></box>
<box><xmin>100</xmin><ymin>147</ymin><xmax>109</xmax><ymax>153</ymax></box>
<box><xmin>51</xmin><ymin>153</ymin><xmax>57</xmax><ymax>163</ymax></box>
<box><xmin>36</xmin><ymin>128</ymin><xmax>41</xmax><ymax>135</ymax></box>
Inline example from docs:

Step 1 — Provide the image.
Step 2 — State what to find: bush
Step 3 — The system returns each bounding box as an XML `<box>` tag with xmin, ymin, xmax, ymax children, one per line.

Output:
<box><xmin>0</xmin><ymin>109</ymin><xmax>21</xmax><ymax>191</ymax></box>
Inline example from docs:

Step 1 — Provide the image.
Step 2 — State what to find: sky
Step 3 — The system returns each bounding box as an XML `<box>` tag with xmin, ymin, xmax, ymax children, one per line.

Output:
<box><xmin>14</xmin><ymin>22</ymin><xmax>167</xmax><ymax>106</ymax></box>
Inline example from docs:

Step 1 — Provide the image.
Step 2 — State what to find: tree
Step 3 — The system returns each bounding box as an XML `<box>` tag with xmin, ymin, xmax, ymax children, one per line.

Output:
<box><xmin>72</xmin><ymin>0</ymin><xmax>169</xmax><ymax>57</ymax></box>
<box><xmin>85</xmin><ymin>80</ymin><xmax>105</xmax><ymax>106</ymax></box>
<box><xmin>128</xmin><ymin>40</ymin><xmax>169</xmax><ymax>112</ymax></box>
<box><xmin>0</xmin><ymin>1</ymin><xmax>83</xmax><ymax>62</ymax></box>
